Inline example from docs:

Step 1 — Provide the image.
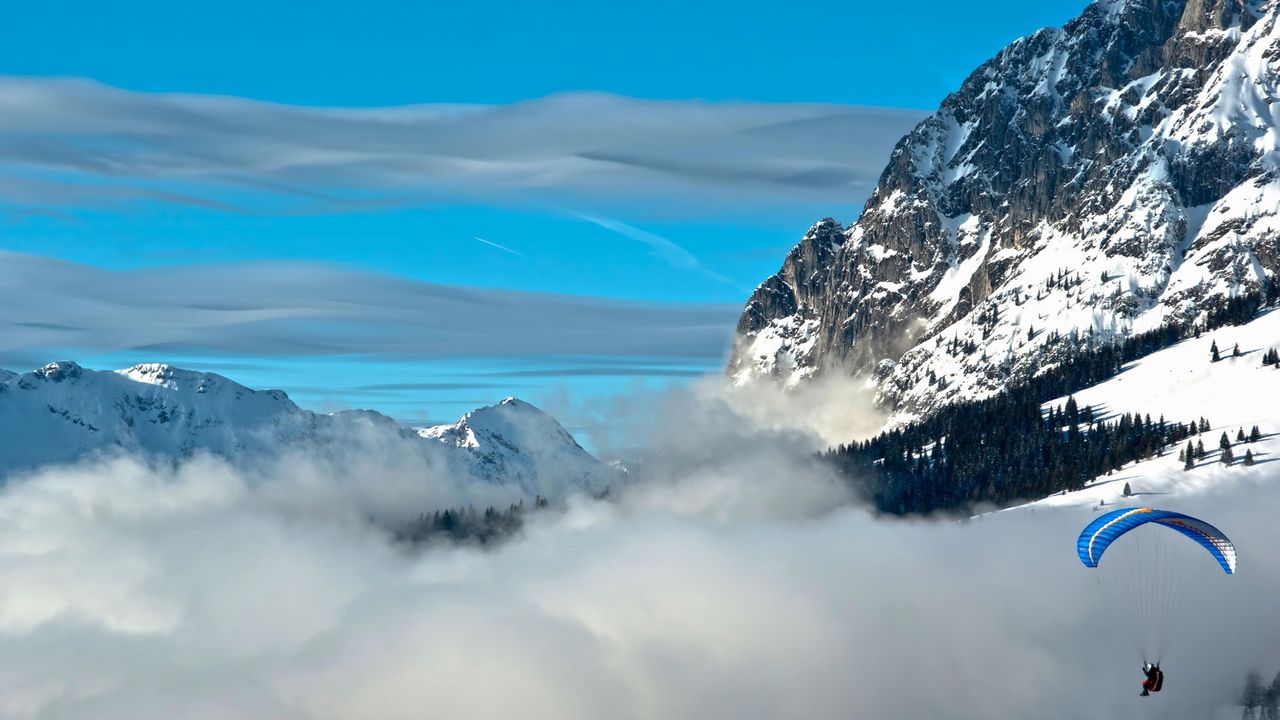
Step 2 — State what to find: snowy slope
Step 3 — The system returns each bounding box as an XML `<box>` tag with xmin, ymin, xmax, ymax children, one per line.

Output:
<box><xmin>1026</xmin><ymin>308</ymin><xmax>1280</xmax><ymax>511</ymax></box>
<box><xmin>732</xmin><ymin>0</ymin><xmax>1280</xmax><ymax>421</ymax></box>
<box><xmin>418</xmin><ymin>397</ymin><xmax>613</xmax><ymax>497</ymax></box>
<box><xmin>0</xmin><ymin>362</ymin><xmax>617</xmax><ymax>498</ymax></box>
<box><xmin>974</xmin><ymin>311</ymin><xmax>1279</xmax><ymax>716</ymax></box>
<box><xmin>0</xmin><ymin>362</ymin><xmax>325</xmax><ymax>471</ymax></box>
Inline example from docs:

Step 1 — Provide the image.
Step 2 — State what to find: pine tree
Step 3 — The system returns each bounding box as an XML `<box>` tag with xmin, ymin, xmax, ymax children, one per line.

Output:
<box><xmin>1178</xmin><ymin>447</ymin><xmax>1186</xmax><ymax>462</ymax></box>
<box><xmin>1265</xmin><ymin>672</ymin><xmax>1280</xmax><ymax>720</ymax></box>
<box><xmin>1251</xmin><ymin>425</ymin><xmax>1262</xmax><ymax>443</ymax></box>
<box><xmin>1238</xmin><ymin>427</ymin><xmax>1247</xmax><ymax>442</ymax></box>
<box><xmin>1244</xmin><ymin>449</ymin><xmax>1255</xmax><ymax>466</ymax></box>
<box><xmin>1220</xmin><ymin>431</ymin><xmax>1232</xmax><ymax>450</ymax></box>
<box><xmin>1234</xmin><ymin>342</ymin><xmax>1241</xmax><ymax>357</ymax></box>
<box><xmin>1184</xmin><ymin>442</ymin><xmax>1195</xmax><ymax>471</ymax></box>
<box><xmin>1222</xmin><ymin>445</ymin><xmax>1235</xmax><ymax>465</ymax></box>
<box><xmin>1200</xmin><ymin>417</ymin><xmax>1210</xmax><ymax>433</ymax></box>
<box><xmin>1211</xmin><ymin>340</ymin><xmax>1220</xmax><ymax>362</ymax></box>
<box><xmin>1196</xmin><ymin>439</ymin><xmax>1206</xmax><ymax>459</ymax></box>
<box><xmin>1123</xmin><ymin>482</ymin><xmax>1132</xmax><ymax>497</ymax></box>
<box><xmin>1244</xmin><ymin>671</ymin><xmax>1265</xmax><ymax>720</ymax></box>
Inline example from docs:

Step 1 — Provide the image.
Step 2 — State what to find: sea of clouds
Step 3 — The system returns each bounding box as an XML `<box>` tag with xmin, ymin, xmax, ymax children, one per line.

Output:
<box><xmin>0</xmin><ymin>377</ymin><xmax>1276</xmax><ymax>719</ymax></box>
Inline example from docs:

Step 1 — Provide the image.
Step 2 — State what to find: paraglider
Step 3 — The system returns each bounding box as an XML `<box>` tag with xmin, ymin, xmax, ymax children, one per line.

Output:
<box><xmin>1077</xmin><ymin>507</ymin><xmax>1236</xmax><ymax>696</ymax></box>
<box><xmin>1140</xmin><ymin>662</ymin><xmax>1162</xmax><ymax>697</ymax></box>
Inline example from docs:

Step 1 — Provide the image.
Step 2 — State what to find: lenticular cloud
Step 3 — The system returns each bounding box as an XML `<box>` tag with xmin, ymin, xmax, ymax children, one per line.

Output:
<box><xmin>0</xmin><ymin>77</ymin><xmax>924</xmax><ymax>216</ymax></box>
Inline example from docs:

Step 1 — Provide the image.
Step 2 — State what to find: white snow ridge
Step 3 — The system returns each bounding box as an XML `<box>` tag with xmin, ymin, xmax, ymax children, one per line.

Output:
<box><xmin>417</xmin><ymin>397</ymin><xmax>613</xmax><ymax>497</ymax></box>
<box><xmin>0</xmin><ymin>362</ymin><xmax>618</xmax><ymax>500</ymax></box>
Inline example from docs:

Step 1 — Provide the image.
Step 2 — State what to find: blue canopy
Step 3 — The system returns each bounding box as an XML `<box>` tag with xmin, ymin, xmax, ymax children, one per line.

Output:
<box><xmin>1077</xmin><ymin>507</ymin><xmax>1236</xmax><ymax>574</ymax></box>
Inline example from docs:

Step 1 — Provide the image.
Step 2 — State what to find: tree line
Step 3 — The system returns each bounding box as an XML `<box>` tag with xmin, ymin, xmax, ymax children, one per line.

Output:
<box><xmin>827</xmin><ymin>394</ymin><xmax>1204</xmax><ymax>513</ymax></box>
<box><xmin>1241</xmin><ymin>670</ymin><xmax>1280</xmax><ymax>719</ymax></box>
<box><xmin>826</xmin><ymin>287</ymin><xmax>1277</xmax><ymax>515</ymax></box>
<box><xmin>394</xmin><ymin>496</ymin><xmax>550</xmax><ymax>546</ymax></box>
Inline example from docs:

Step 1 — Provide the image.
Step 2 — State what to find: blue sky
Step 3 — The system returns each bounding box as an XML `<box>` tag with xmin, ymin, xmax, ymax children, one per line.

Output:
<box><xmin>8</xmin><ymin>1</ymin><xmax>1085</xmax><ymax>107</ymax></box>
<box><xmin>0</xmin><ymin>0</ymin><xmax>1088</xmax><ymax>437</ymax></box>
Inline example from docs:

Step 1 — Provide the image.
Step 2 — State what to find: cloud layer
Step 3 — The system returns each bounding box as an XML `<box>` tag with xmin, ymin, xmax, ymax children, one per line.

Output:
<box><xmin>1</xmin><ymin>454</ymin><xmax>1275</xmax><ymax>719</ymax></box>
<box><xmin>0</xmin><ymin>379</ymin><xmax>1276</xmax><ymax>720</ymax></box>
<box><xmin>0</xmin><ymin>250</ymin><xmax>738</xmax><ymax>367</ymax></box>
<box><xmin>0</xmin><ymin>77</ymin><xmax>925</xmax><ymax>215</ymax></box>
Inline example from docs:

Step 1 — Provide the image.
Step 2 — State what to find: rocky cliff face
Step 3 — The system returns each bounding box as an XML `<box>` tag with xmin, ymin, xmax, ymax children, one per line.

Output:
<box><xmin>731</xmin><ymin>0</ymin><xmax>1280</xmax><ymax>420</ymax></box>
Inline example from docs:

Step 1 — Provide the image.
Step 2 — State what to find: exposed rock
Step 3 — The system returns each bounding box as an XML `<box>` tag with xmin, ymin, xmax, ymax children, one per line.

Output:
<box><xmin>731</xmin><ymin>0</ymin><xmax>1280</xmax><ymax>422</ymax></box>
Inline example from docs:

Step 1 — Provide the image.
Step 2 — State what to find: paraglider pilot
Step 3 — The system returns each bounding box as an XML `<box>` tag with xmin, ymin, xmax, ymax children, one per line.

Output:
<box><xmin>1140</xmin><ymin>662</ymin><xmax>1163</xmax><ymax>696</ymax></box>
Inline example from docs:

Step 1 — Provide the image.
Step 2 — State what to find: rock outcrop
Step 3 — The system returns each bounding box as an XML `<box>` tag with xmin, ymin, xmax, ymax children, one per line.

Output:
<box><xmin>731</xmin><ymin>0</ymin><xmax>1280</xmax><ymax>421</ymax></box>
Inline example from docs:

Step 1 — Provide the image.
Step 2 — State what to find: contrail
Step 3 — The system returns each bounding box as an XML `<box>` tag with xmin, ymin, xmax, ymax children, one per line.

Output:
<box><xmin>572</xmin><ymin>212</ymin><xmax>744</xmax><ymax>291</ymax></box>
<box><xmin>474</xmin><ymin>236</ymin><xmax>526</xmax><ymax>258</ymax></box>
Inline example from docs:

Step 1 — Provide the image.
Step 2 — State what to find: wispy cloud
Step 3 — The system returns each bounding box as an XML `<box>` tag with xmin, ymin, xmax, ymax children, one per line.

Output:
<box><xmin>573</xmin><ymin>212</ymin><xmax>744</xmax><ymax>290</ymax></box>
<box><xmin>473</xmin><ymin>236</ymin><xmax>525</xmax><ymax>258</ymax></box>
<box><xmin>0</xmin><ymin>250</ymin><xmax>739</xmax><ymax>368</ymax></box>
<box><xmin>0</xmin><ymin>77</ymin><xmax>926</xmax><ymax>216</ymax></box>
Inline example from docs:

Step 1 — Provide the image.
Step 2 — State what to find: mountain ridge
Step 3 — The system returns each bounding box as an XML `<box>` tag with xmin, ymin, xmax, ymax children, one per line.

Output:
<box><xmin>730</xmin><ymin>0</ymin><xmax>1280</xmax><ymax>423</ymax></box>
<box><xmin>0</xmin><ymin>361</ymin><xmax>616</xmax><ymax>498</ymax></box>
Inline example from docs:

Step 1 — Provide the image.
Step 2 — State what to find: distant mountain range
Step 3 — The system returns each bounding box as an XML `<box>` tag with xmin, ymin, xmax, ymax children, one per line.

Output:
<box><xmin>731</xmin><ymin>0</ymin><xmax>1280</xmax><ymax>421</ymax></box>
<box><xmin>0</xmin><ymin>361</ymin><xmax>618</xmax><ymax>498</ymax></box>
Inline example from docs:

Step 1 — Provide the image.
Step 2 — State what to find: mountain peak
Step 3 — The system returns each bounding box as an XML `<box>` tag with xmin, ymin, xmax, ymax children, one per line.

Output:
<box><xmin>0</xmin><ymin>363</ymin><xmax>615</xmax><ymax>499</ymax></box>
<box><xmin>34</xmin><ymin>361</ymin><xmax>83</xmax><ymax>382</ymax></box>
<box><xmin>118</xmin><ymin>362</ymin><xmax>218</xmax><ymax>388</ymax></box>
<box><xmin>806</xmin><ymin>217</ymin><xmax>844</xmax><ymax>237</ymax></box>
<box><xmin>467</xmin><ymin>396</ymin><xmax>556</xmax><ymax>423</ymax></box>
<box><xmin>112</xmin><ymin>363</ymin><xmax>295</xmax><ymax>402</ymax></box>
<box><xmin>434</xmin><ymin>396</ymin><xmax>576</xmax><ymax>448</ymax></box>
<box><xmin>730</xmin><ymin>0</ymin><xmax>1280</xmax><ymax>418</ymax></box>
<box><xmin>418</xmin><ymin>397</ymin><xmax>612</xmax><ymax>495</ymax></box>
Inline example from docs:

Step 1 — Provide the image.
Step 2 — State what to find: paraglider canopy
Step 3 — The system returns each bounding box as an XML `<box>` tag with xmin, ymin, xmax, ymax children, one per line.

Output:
<box><xmin>1077</xmin><ymin>507</ymin><xmax>1236</xmax><ymax>574</ymax></box>
<box><xmin>1077</xmin><ymin>506</ymin><xmax>1237</xmax><ymax>665</ymax></box>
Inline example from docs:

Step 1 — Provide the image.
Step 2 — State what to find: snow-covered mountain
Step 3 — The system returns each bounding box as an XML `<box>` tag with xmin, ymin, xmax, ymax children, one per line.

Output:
<box><xmin>418</xmin><ymin>397</ymin><xmax>614</xmax><ymax>498</ymax></box>
<box><xmin>731</xmin><ymin>0</ymin><xmax>1280</xmax><ymax>421</ymax></box>
<box><xmin>0</xmin><ymin>361</ymin><xmax>617</xmax><ymax>497</ymax></box>
<box><xmin>0</xmin><ymin>362</ymin><xmax>330</xmax><ymax>471</ymax></box>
